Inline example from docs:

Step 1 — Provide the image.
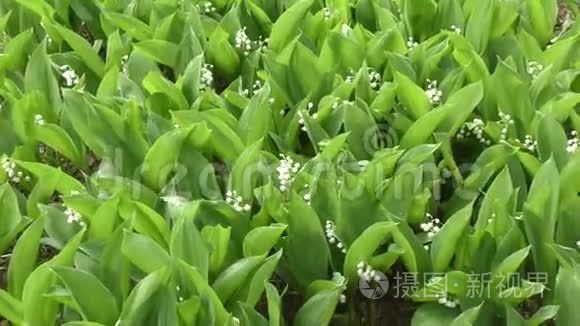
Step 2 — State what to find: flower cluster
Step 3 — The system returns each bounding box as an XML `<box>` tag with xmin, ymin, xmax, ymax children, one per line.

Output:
<box><xmin>255</xmin><ymin>35</ymin><xmax>269</xmax><ymax>52</ymax></box>
<box><xmin>437</xmin><ymin>293</ymin><xmax>459</xmax><ymax>308</ymax></box>
<box><xmin>59</xmin><ymin>65</ymin><xmax>79</xmax><ymax>88</ymax></box>
<box><xmin>234</xmin><ymin>27</ymin><xmax>253</xmax><ymax>56</ymax></box>
<box><xmin>457</xmin><ymin>118</ymin><xmax>490</xmax><ymax>145</ymax></box>
<box><xmin>526</xmin><ymin>61</ymin><xmax>544</xmax><ymax>79</ymax></box>
<box><xmin>407</xmin><ymin>37</ymin><xmax>419</xmax><ymax>49</ymax></box>
<box><xmin>332</xmin><ymin>272</ymin><xmax>348</xmax><ymax>304</ymax></box>
<box><xmin>303</xmin><ymin>184</ymin><xmax>312</xmax><ymax>206</ymax></box>
<box><xmin>196</xmin><ymin>1</ymin><xmax>216</xmax><ymax>14</ymax></box>
<box><xmin>121</xmin><ymin>55</ymin><xmax>129</xmax><ymax>75</ymax></box>
<box><xmin>1</xmin><ymin>157</ymin><xmax>30</xmax><ymax>184</ymax></box>
<box><xmin>34</xmin><ymin>114</ymin><xmax>46</xmax><ymax>126</ymax></box>
<box><xmin>225</xmin><ymin>190</ymin><xmax>251</xmax><ymax>212</ymax></box>
<box><xmin>420</xmin><ymin>213</ymin><xmax>441</xmax><ymax>240</ymax></box>
<box><xmin>325</xmin><ymin>220</ymin><xmax>347</xmax><ymax>253</ymax></box>
<box><xmin>0</xmin><ymin>32</ymin><xmax>7</xmax><ymax>52</ymax></box>
<box><xmin>368</xmin><ymin>68</ymin><xmax>381</xmax><ymax>90</ymax></box>
<box><xmin>176</xmin><ymin>285</ymin><xmax>184</xmax><ymax>302</ymax></box>
<box><xmin>64</xmin><ymin>206</ymin><xmax>86</xmax><ymax>227</ymax></box>
<box><xmin>277</xmin><ymin>154</ymin><xmax>300</xmax><ymax>192</ymax></box>
<box><xmin>425</xmin><ymin>79</ymin><xmax>443</xmax><ymax>105</ymax></box>
<box><xmin>357</xmin><ymin>261</ymin><xmax>381</xmax><ymax>282</ymax></box>
<box><xmin>241</xmin><ymin>80</ymin><xmax>262</xmax><ymax>97</ymax></box>
<box><xmin>449</xmin><ymin>25</ymin><xmax>462</xmax><ymax>34</ymax></box>
<box><xmin>498</xmin><ymin>112</ymin><xmax>514</xmax><ymax>141</ymax></box>
<box><xmin>576</xmin><ymin>240</ymin><xmax>580</xmax><ymax>249</ymax></box>
<box><xmin>297</xmin><ymin>102</ymin><xmax>318</xmax><ymax>132</ymax></box>
<box><xmin>522</xmin><ymin>135</ymin><xmax>537</xmax><ymax>152</ymax></box>
<box><xmin>200</xmin><ymin>63</ymin><xmax>214</xmax><ymax>91</ymax></box>
<box><xmin>323</xmin><ymin>7</ymin><xmax>333</xmax><ymax>20</ymax></box>
<box><xmin>566</xmin><ymin>130</ymin><xmax>579</xmax><ymax>153</ymax></box>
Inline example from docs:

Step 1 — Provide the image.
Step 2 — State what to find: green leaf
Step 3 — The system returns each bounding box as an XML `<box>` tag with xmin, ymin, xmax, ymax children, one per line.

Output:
<box><xmin>228</xmin><ymin>140</ymin><xmax>264</xmax><ymax>201</ymax></box>
<box><xmin>206</xmin><ymin>26</ymin><xmax>240</xmax><ymax>78</ymax></box>
<box><xmin>437</xmin><ymin>81</ymin><xmax>484</xmax><ymax>135</ymax></box>
<box><xmin>464</xmin><ymin>0</ymin><xmax>494</xmax><ymax>52</ymax></box>
<box><xmin>238</xmin><ymin>84</ymin><xmax>273</xmax><ymax>145</ymax></box>
<box><xmin>52</xmin><ymin>23</ymin><xmax>105</xmax><ymax>77</ymax></box>
<box><xmin>554</xmin><ymin>266</ymin><xmax>580</xmax><ymax>326</ymax></box>
<box><xmin>121</xmin><ymin>201</ymin><xmax>171</xmax><ymax>248</ymax></box>
<box><xmin>536</xmin><ymin>115</ymin><xmax>568</xmax><ymax>170</ymax></box>
<box><xmin>170</xmin><ymin>203</ymin><xmax>210</xmax><ymax>279</ymax></box>
<box><xmin>524</xmin><ymin>0</ymin><xmax>558</xmax><ymax>45</ymax></box>
<box><xmin>238</xmin><ymin>250</ymin><xmax>283</xmax><ymax>307</ymax></box>
<box><xmin>265</xmin><ymin>282</ymin><xmax>283</xmax><ymax>326</ymax></box>
<box><xmin>243</xmin><ymin>223</ymin><xmax>287</xmax><ymax>257</ymax></box>
<box><xmin>143</xmin><ymin>71</ymin><xmax>189</xmax><ymax>110</ymax></box>
<box><xmin>411</xmin><ymin>303</ymin><xmax>459</xmax><ymax>326</ymax></box>
<box><xmin>293</xmin><ymin>288</ymin><xmax>342</xmax><ymax>326</ymax></box>
<box><xmin>104</xmin><ymin>12</ymin><xmax>153</xmax><ymax>41</ymax></box>
<box><xmin>140</xmin><ymin>128</ymin><xmax>193</xmax><ymax>191</ymax></box>
<box><xmin>51</xmin><ymin>266</ymin><xmax>119</xmax><ymax>325</ymax></box>
<box><xmin>285</xmin><ymin>194</ymin><xmax>330</xmax><ymax>288</ymax></box>
<box><xmin>24</xmin><ymin>41</ymin><xmax>61</xmax><ymax>111</ymax></box>
<box><xmin>22</xmin><ymin>230</ymin><xmax>85</xmax><ymax>326</ymax></box>
<box><xmin>118</xmin><ymin>267</ymin><xmax>170</xmax><ymax>325</ymax></box>
<box><xmin>7</xmin><ymin>216</ymin><xmax>44</xmax><ymax>299</ymax></box>
<box><xmin>33</xmin><ymin>123</ymin><xmax>84</xmax><ymax>166</ymax></box>
<box><xmin>400</xmin><ymin>106</ymin><xmax>448</xmax><ymax>148</ymax></box>
<box><xmin>134</xmin><ymin>40</ymin><xmax>179</xmax><ymax>68</ymax></box>
<box><xmin>395</xmin><ymin>72</ymin><xmax>431</xmax><ymax>119</ymax></box>
<box><xmin>212</xmin><ymin>255</ymin><xmax>265</xmax><ymax>303</ymax></box>
<box><xmin>269</xmin><ymin>0</ymin><xmax>315</xmax><ymax>52</ymax></box>
<box><xmin>522</xmin><ymin>158</ymin><xmax>559</xmax><ymax>287</ymax></box>
<box><xmin>201</xmin><ymin>225</ymin><xmax>231</xmax><ymax>276</ymax></box>
<box><xmin>0</xmin><ymin>183</ymin><xmax>23</xmax><ymax>254</ymax></box>
<box><xmin>122</xmin><ymin>230</ymin><xmax>170</xmax><ymax>274</ymax></box>
<box><xmin>526</xmin><ymin>305</ymin><xmax>559</xmax><ymax>326</ymax></box>
<box><xmin>0</xmin><ymin>289</ymin><xmax>23</xmax><ymax>324</ymax></box>
<box><xmin>431</xmin><ymin>202</ymin><xmax>474</xmax><ymax>272</ymax></box>
<box><xmin>176</xmin><ymin>260</ymin><xmax>230</xmax><ymax>325</ymax></box>
<box><xmin>343</xmin><ymin>221</ymin><xmax>398</xmax><ymax>282</ymax></box>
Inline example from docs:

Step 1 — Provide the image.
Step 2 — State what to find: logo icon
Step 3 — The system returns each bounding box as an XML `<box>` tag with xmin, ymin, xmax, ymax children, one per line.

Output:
<box><xmin>359</xmin><ymin>271</ymin><xmax>389</xmax><ymax>299</ymax></box>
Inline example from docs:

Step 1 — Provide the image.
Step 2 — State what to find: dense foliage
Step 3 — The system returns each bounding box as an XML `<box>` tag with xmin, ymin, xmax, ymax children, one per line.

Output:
<box><xmin>0</xmin><ymin>0</ymin><xmax>579</xmax><ymax>325</ymax></box>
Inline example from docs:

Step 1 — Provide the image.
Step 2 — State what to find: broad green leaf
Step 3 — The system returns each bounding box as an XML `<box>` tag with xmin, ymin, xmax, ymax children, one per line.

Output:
<box><xmin>243</xmin><ymin>223</ymin><xmax>287</xmax><ymax>257</ymax></box>
<box><xmin>201</xmin><ymin>225</ymin><xmax>231</xmax><ymax>276</ymax></box>
<box><xmin>24</xmin><ymin>41</ymin><xmax>61</xmax><ymax>111</ymax></box>
<box><xmin>104</xmin><ymin>12</ymin><xmax>153</xmax><ymax>41</ymax></box>
<box><xmin>212</xmin><ymin>255</ymin><xmax>265</xmax><ymax>303</ymax></box>
<box><xmin>0</xmin><ymin>289</ymin><xmax>23</xmax><ymax>324</ymax></box>
<box><xmin>411</xmin><ymin>303</ymin><xmax>459</xmax><ymax>326</ymax></box>
<box><xmin>285</xmin><ymin>194</ymin><xmax>330</xmax><ymax>288</ymax></box>
<box><xmin>118</xmin><ymin>268</ymin><xmax>170</xmax><ymax>325</ymax></box>
<box><xmin>52</xmin><ymin>23</ymin><xmax>105</xmax><ymax>77</ymax></box>
<box><xmin>431</xmin><ymin>202</ymin><xmax>474</xmax><ymax>272</ymax></box>
<box><xmin>269</xmin><ymin>0</ymin><xmax>315</xmax><ymax>52</ymax></box>
<box><xmin>343</xmin><ymin>221</ymin><xmax>397</xmax><ymax>282</ymax></box>
<box><xmin>134</xmin><ymin>40</ymin><xmax>179</xmax><ymax>68</ymax></box>
<box><xmin>170</xmin><ymin>203</ymin><xmax>210</xmax><ymax>279</ymax></box>
<box><xmin>0</xmin><ymin>183</ymin><xmax>23</xmax><ymax>254</ymax></box>
<box><xmin>293</xmin><ymin>288</ymin><xmax>342</xmax><ymax>326</ymax></box>
<box><xmin>7</xmin><ymin>217</ymin><xmax>44</xmax><ymax>299</ymax></box>
<box><xmin>265</xmin><ymin>283</ymin><xmax>283</xmax><ymax>326</ymax></box>
<box><xmin>51</xmin><ymin>266</ymin><xmax>119</xmax><ymax>325</ymax></box>
<box><xmin>22</xmin><ymin>230</ymin><xmax>85</xmax><ymax>326</ymax></box>
<box><xmin>395</xmin><ymin>72</ymin><xmax>431</xmax><ymax>119</ymax></box>
<box><xmin>122</xmin><ymin>230</ymin><xmax>170</xmax><ymax>274</ymax></box>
